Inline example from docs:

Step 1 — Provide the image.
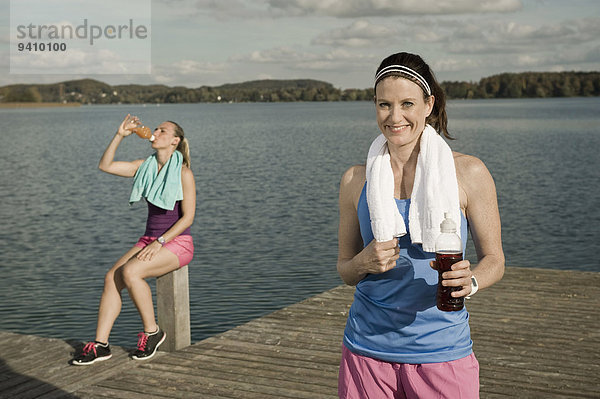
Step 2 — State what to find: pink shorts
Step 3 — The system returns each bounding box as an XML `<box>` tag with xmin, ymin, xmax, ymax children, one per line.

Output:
<box><xmin>338</xmin><ymin>345</ymin><xmax>480</xmax><ymax>399</ymax></box>
<box><xmin>134</xmin><ymin>235</ymin><xmax>194</xmax><ymax>267</ymax></box>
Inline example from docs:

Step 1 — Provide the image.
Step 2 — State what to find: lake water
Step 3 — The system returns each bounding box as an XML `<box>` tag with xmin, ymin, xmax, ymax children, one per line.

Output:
<box><xmin>1</xmin><ymin>98</ymin><xmax>598</xmax><ymax>346</ymax></box>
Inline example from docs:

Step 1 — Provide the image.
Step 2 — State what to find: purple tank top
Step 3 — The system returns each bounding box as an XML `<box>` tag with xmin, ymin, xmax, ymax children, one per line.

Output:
<box><xmin>144</xmin><ymin>200</ymin><xmax>191</xmax><ymax>237</ymax></box>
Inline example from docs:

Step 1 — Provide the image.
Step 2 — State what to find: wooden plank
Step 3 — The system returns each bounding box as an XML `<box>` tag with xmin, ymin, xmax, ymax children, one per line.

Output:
<box><xmin>1</xmin><ymin>266</ymin><xmax>598</xmax><ymax>398</ymax></box>
<box><xmin>82</xmin><ymin>367</ymin><xmax>296</xmax><ymax>399</ymax></box>
<box><xmin>468</xmin><ymin>267</ymin><xmax>600</xmax><ymax>397</ymax></box>
<box><xmin>0</xmin><ymin>332</ymin><xmax>144</xmax><ymax>399</ymax></box>
<box><xmin>176</xmin><ymin>345</ymin><xmax>340</xmax><ymax>374</ymax></box>
<box><xmin>154</xmin><ymin>351</ymin><xmax>339</xmax><ymax>381</ymax></box>
<box><xmin>187</xmin><ymin>337</ymin><xmax>342</xmax><ymax>364</ymax></box>
<box><xmin>137</xmin><ymin>362</ymin><xmax>336</xmax><ymax>394</ymax></box>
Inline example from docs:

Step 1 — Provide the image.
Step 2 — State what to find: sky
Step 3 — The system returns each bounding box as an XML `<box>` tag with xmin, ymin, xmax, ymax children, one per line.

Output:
<box><xmin>2</xmin><ymin>0</ymin><xmax>600</xmax><ymax>89</ymax></box>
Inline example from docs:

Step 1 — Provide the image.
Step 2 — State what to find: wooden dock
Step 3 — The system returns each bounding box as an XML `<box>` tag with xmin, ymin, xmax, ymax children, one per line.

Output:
<box><xmin>1</xmin><ymin>266</ymin><xmax>599</xmax><ymax>398</ymax></box>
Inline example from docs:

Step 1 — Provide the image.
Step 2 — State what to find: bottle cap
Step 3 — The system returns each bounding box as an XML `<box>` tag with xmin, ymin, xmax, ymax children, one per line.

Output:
<box><xmin>440</xmin><ymin>212</ymin><xmax>456</xmax><ymax>233</ymax></box>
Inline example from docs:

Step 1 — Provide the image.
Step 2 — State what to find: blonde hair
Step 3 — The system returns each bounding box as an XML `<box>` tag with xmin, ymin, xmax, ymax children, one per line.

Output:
<box><xmin>168</xmin><ymin>120</ymin><xmax>191</xmax><ymax>168</ymax></box>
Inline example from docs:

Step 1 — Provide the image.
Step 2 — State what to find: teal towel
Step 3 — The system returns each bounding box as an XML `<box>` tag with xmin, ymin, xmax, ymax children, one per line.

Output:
<box><xmin>129</xmin><ymin>151</ymin><xmax>183</xmax><ymax>211</ymax></box>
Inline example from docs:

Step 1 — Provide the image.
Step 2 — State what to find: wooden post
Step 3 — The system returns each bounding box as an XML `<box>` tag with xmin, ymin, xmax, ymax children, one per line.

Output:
<box><xmin>156</xmin><ymin>265</ymin><xmax>191</xmax><ymax>351</ymax></box>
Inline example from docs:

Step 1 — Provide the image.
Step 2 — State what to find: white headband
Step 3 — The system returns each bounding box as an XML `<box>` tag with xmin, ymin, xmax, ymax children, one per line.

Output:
<box><xmin>374</xmin><ymin>65</ymin><xmax>432</xmax><ymax>96</ymax></box>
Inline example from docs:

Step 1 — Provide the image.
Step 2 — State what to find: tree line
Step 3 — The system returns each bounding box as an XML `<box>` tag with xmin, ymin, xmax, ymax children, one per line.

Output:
<box><xmin>1</xmin><ymin>72</ymin><xmax>598</xmax><ymax>104</ymax></box>
<box><xmin>442</xmin><ymin>71</ymin><xmax>600</xmax><ymax>99</ymax></box>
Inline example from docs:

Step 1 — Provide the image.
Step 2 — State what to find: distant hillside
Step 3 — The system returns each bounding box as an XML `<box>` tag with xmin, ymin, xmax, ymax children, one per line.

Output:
<box><xmin>1</xmin><ymin>72</ymin><xmax>598</xmax><ymax>104</ymax></box>
<box><xmin>441</xmin><ymin>71</ymin><xmax>600</xmax><ymax>99</ymax></box>
<box><xmin>217</xmin><ymin>79</ymin><xmax>332</xmax><ymax>91</ymax></box>
<box><xmin>0</xmin><ymin>78</ymin><xmax>350</xmax><ymax>104</ymax></box>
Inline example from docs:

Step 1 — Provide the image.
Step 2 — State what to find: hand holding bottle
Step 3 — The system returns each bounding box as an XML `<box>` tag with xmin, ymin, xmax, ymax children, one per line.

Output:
<box><xmin>117</xmin><ymin>114</ymin><xmax>139</xmax><ymax>137</ymax></box>
<box><xmin>433</xmin><ymin>213</ymin><xmax>472</xmax><ymax>311</ymax></box>
<box><xmin>117</xmin><ymin>114</ymin><xmax>155</xmax><ymax>141</ymax></box>
<box><xmin>431</xmin><ymin>258</ymin><xmax>472</xmax><ymax>294</ymax></box>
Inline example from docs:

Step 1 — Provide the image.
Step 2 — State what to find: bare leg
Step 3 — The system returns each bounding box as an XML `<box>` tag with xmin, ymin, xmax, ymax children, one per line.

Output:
<box><xmin>120</xmin><ymin>248</ymin><xmax>180</xmax><ymax>333</ymax></box>
<box><xmin>95</xmin><ymin>246</ymin><xmax>142</xmax><ymax>343</ymax></box>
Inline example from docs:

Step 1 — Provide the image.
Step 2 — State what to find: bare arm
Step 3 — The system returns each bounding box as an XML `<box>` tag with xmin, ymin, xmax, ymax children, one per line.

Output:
<box><xmin>439</xmin><ymin>154</ymin><xmax>505</xmax><ymax>297</ymax></box>
<box><xmin>336</xmin><ymin>165</ymin><xmax>399</xmax><ymax>286</ymax></box>
<box><xmin>98</xmin><ymin>114</ymin><xmax>144</xmax><ymax>177</ymax></box>
<box><xmin>461</xmin><ymin>155</ymin><xmax>505</xmax><ymax>290</ymax></box>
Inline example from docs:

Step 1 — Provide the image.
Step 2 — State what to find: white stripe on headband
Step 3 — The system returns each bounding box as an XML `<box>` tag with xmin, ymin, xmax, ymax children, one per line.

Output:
<box><xmin>375</xmin><ymin>65</ymin><xmax>432</xmax><ymax>96</ymax></box>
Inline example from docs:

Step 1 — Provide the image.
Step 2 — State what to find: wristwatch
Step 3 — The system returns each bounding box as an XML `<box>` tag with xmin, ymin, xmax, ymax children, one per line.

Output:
<box><xmin>157</xmin><ymin>236</ymin><xmax>166</xmax><ymax>246</ymax></box>
<box><xmin>466</xmin><ymin>275</ymin><xmax>479</xmax><ymax>299</ymax></box>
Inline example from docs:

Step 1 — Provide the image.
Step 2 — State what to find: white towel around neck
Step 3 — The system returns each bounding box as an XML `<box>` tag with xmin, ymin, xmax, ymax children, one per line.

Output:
<box><xmin>365</xmin><ymin>124</ymin><xmax>461</xmax><ymax>252</ymax></box>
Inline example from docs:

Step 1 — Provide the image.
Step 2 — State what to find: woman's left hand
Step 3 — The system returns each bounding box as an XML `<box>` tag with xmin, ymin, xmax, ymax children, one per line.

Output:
<box><xmin>136</xmin><ymin>240</ymin><xmax>163</xmax><ymax>262</ymax></box>
<box><xmin>430</xmin><ymin>259</ymin><xmax>473</xmax><ymax>298</ymax></box>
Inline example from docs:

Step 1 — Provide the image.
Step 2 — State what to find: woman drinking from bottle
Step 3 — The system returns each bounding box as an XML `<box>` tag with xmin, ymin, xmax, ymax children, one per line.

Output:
<box><xmin>72</xmin><ymin>114</ymin><xmax>195</xmax><ymax>365</ymax></box>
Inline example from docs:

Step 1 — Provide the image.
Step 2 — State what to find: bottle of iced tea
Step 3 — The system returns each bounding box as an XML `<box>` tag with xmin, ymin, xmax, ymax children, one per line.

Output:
<box><xmin>435</xmin><ymin>213</ymin><xmax>464</xmax><ymax>311</ymax></box>
<box><xmin>131</xmin><ymin>125</ymin><xmax>155</xmax><ymax>141</ymax></box>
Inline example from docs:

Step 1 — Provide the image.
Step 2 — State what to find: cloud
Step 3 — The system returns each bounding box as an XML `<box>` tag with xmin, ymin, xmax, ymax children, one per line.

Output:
<box><xmin>266</xmin><ymin>0</ymin><xmax>523</xmax><ymax>18</ymax></box>
<box><xmin>445</xmin><ymin>17</ymin><xmax>600</xmax><ymax>54</ymax></box>
<box><xmin>230</xmin><ymin>47</ymin><xmax>305</xmax><ymax>63</ymax></box>
<box><xmin>230</xmin><ymin>46</ymin><xmax>377</xmax><ymax>71</ymax></box>
<box><xmin>169</xmin><ymin>60</ymin><xmax>225</xmax><ymax>75</ymax></box>
<box><xmin>227</xmin><ymin>13</ymin><xmax>600</xmax><ymax>85</ymax></box>
<box><xmin>157</xmin><ymin>0</ymin><xmax>523</xmax><ymax>20</ymax></box>
<box><xmin>311</xmin><ymin>20</ymin><xmax>397</xmax><ymax>47</ymax></box>
<box><xmin>9</xmin><ymin>48</ymin><xmax>148</xmax><ymax>74</ymax></box>
<box><xmin>511</xmin><ymin>44</ymin><xmax>600</xmax><ymax>68</ymax></box>
<box><xmin>156</xmin><ymin>0</ymin><xmax>268</xmax><ymax>20</ymax></box>
<box><xmin>311</xmin><ymin>18</ymin><xmax>450</xmax><ymax>48</ymax></box>
<box><xmin>151</xmin><ymin>59</ymin><xmax>227</xmax><ymax>85</ymax></box>
<box><xmin>432</xmin><ymin>57</ymin><xmax>483</xmax><ymax>74</ymax></box>
<box><xmin>313</xmin><ymin>16</ymin><xmax>600</xmax><ymax>56</ymax></box>
<box><xmin>300</xmin><ymin>15</ymin><xmax>600</xmax><ymax>79</ymax></box>
<box><xmin>434</xmin><ymin>42</ymin><xmax>600</xmax><ymax>78</ymax></box>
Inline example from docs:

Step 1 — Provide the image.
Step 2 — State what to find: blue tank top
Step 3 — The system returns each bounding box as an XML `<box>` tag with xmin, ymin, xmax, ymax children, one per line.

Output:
<box><xmin>343</xmin><ymin>183</ymin><xmax>472</xmax><ymax>364</ymax></box>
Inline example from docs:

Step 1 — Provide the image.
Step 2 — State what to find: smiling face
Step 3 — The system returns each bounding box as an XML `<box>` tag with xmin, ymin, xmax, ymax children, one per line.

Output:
<box><xmin>151</xmin><ymin>121</ymin><xmax>180</xmax><ymax>150</ymax></box>
<box><xmin>375</xmin><ymin>76</ymin><xmax>434</xmax><ymax>148</ymax></box>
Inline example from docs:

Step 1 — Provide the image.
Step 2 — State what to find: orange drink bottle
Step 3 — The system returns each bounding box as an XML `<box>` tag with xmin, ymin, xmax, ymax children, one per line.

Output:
<box><xmin>131</xmin><ymin>125</ymin><xmax>155</xmax><ymax>141</ymax></box>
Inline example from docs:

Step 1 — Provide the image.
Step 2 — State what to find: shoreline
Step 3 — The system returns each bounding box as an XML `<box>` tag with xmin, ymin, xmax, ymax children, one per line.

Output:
<box><xmin>0</xmin><ymin>102</ymin><xmax>81</xmax><ymax>109</ymax></box>
<box><xmin>0</xmin><ymin>96</ymin><xmax>597</xmax><ymax>109</ymax></box>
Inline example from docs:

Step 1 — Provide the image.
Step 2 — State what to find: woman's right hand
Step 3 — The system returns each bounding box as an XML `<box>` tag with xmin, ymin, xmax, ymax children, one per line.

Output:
<box><xmin>355</xmin><ymin>238</ymin><xmax>400</xmax><ymax>275</ymax></box>
<box><xmin>117</xmin><ymin>113</ymin><xmax>140</xmax><ymax>137</ymax></box>
<box><xmin>99</xmin><ymin>114</ymin><xmax>145</xmax><ymax>177</ymax></box>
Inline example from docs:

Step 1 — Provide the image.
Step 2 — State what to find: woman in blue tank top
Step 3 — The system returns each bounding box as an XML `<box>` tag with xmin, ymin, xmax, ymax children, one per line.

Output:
<box><xmin>337</xmin><ymin>53</ymin><xmax>505</xmax><ymax>398</ymax></box>
<box><xmin>71</xmin><ymin>114</ymin><xmax>196</xmax><ymax>366</ymax></box>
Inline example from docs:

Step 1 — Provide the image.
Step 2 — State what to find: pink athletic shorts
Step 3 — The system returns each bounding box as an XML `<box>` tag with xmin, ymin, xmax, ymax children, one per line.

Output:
<box><xmin>338</xmin><ymin>345</ymin><xmax>480</xmax><ymax>399</ymax></box>
<box><xmin>134</xmin><ymin>235</ymin><xmax>194</xmax><ymax>267</ymax></box>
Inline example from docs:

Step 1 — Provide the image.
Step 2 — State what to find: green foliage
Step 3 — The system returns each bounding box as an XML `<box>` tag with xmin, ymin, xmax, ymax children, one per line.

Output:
<box><xmin>457</xmin><ymin>72</ymin><xmax>600</xmax><ymax>99</ymax></box>
<box><xmin>1</xmin><ymin>72</ymin><xmax>598</xmax><ymax>104</ymax></box>
<box><xmin>0</xmin><ymin>85</ymin><xmax>43</xmax><ymax>102</ymax></box>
